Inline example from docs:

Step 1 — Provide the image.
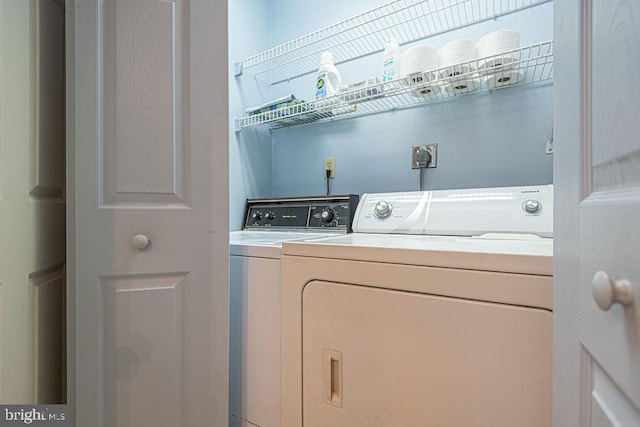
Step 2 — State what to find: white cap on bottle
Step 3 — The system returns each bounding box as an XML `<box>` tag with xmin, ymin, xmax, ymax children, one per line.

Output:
<box><xmin>320</xmin><ymin>51</ymin><xmax>335</xmax><ymax>65</ymax></box>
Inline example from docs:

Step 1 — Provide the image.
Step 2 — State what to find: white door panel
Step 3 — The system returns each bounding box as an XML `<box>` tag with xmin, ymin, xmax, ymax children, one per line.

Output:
<box><xmin>0</xmin><ymin>0</ymin><xmax>66</xmax><ymax>403</ymax></box>
<box><xmin>32</xmin><ymin>0</ymin><xmax>65</xmax><ymax>199</ymax></box>
<box><xmin>101</xmin><ymin>274</ymin><xmax>186</xmax><ymax>426</ymax></box>
<box><xmin>578</xmin><ymin>0</ymin><xmax>640</xmax><ymax>421</ymax></box>
<box><xmin>590</xmin><ymin>362</ymin><xmax>640</xmax><ymax>427</ymax></box>
<box><xmin>32</xmin><ymin>266</ymin><xmax>66</xmax><ymax>404</ymax></box>
<box><xmin>71</xmin><ymin>0</ymin><xmax>228</xmax><ymax>425</ymax></box>
<box><xmin>579</xmin><ymin>192</ymin><xmax>640</xmax><ymax>408</ymax></box>
<box><xmin>589</xmin><ymin>1</ymin><xmax>640</xmax><ymax>179</ymax></box>
<box><xmin>555</xmin><ymin>0</ymin><xmax>640</xmax><ymax>424</ymax></box>
<box><xmin>102</xmin><ymin>0</ymin><xmax>188</xmax><ymax>205</ymax></box>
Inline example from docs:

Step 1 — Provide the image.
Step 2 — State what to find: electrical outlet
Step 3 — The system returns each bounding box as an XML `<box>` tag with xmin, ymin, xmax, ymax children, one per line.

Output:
<box><xmin>324</xmin><ymin>157</ymin><xmax>336</xmax><ymax>178</ymax></box>
<box><xmin>412</xmin><ymin>144</ymin><xmax>437</xmax><ymax>169</ymax></box>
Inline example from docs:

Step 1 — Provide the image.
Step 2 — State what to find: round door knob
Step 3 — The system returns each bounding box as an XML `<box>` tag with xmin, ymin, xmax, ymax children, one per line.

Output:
<box><xmin>374</xmin><ymin>201</ymin><xmax>393</xmax><ymax>218</ymax></box>
<box><xmin>592</xmin><ymin>270</ymin><xmax>634</xmax><ymax>311</ymax></box>
<box><xmin>132</xmin><ymin>234</ymin><xmax>150</xmax><ymax>250</ymax></box>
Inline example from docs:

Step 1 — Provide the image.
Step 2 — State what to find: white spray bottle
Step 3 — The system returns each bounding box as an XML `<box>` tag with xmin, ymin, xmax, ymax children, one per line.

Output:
<box><xmin>382</xmin><ymin>37</ymin><xmax>401</xmax><ymax>82</ymax></box>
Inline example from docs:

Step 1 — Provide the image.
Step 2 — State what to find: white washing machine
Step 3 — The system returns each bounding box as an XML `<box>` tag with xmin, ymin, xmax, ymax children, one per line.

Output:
<box><xmin>229</xmin><ymin>195</ymin><xmax>358</xmax><ymax>427</ymax></box>
<box><xmin>280</xmin><ymin>185</ymin><xmax>553</xmax><ymax>427</ymax></box>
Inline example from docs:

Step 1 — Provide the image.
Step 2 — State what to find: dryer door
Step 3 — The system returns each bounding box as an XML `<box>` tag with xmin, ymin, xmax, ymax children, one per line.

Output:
<box><xmin>302</xmin><ymin>281</ymin><xmax>552</xmax><ymax>427</ymax></box>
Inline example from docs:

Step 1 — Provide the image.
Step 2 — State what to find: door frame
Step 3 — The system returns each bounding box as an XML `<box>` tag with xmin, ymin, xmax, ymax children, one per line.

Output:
<box><xmin>553</xmin><ymin>0</ymin><xmax>584</xmax><ymax>424</ymax></box>
<box><xmin>64</xmin><ymin>0</ymin><xmax>75</xmax><ymax>420</ymax></box>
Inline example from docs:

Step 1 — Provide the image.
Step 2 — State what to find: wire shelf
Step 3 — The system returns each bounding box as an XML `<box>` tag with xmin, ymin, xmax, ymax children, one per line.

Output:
<box><xmin>235</xmin><ymin>41</ymin><xmax>553</xmax><ymax>131</ymax></box>
<box><xmin>234</xmin><ymin>0</ymin><xmax>552</xmax><ymax>84</ymax></box>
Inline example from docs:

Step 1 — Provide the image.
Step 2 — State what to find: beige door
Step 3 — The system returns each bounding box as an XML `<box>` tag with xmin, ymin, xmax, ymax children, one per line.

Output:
<box><xmin>69</xmin><ymin>0</ymin><xmax>229</xmax><ymax>425</ymax></box>
<box><xmin>554</xmin><ymin>1</ymin><xmax>640</xmax><ymax>425</ymax></box>
<box><xmin>302</xmin><ymin>280</ymin><xmax>551</xmax><ymax>427</ymax></box>
<box><xmin>0</xmin><ymin>0</ymin><xmax>66</xmax><ymax>403</ymax></box>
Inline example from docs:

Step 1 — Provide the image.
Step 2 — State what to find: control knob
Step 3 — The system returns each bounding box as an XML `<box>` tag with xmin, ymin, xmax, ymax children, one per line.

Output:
<box><xmin>374</xmin><ymin>201</ymin><xmax>393</xmax><ymax>218</ymax></box>
<box><xmin>265</xmin><ymin>212</ymin><xmax>276</xmax><ymax>220</ymax></box>
<box><xmin>252</xmin><ymin>211</ymin><xmax>262</xmax><ymax>220</ymax></box>
<box><xmin>523</xmin><ymin>199</ymin><xmax>542</xmax><ymax>214</ymax></box>
<box><xmin>320</xmin><ymin>209</ymin><xmax>336</xmax><ymax>223</ymax></box>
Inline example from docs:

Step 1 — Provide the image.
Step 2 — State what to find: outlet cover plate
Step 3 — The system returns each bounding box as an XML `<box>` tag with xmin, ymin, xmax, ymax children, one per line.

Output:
<box><xmin>412</xmin><ymin>144</ymin><xmax>437</xmax><ymax>169</ymax></box>
<box><xmin>324</xmin><ymin>157</ymin><xmax>336</xmax><ymax>178</ymax></box>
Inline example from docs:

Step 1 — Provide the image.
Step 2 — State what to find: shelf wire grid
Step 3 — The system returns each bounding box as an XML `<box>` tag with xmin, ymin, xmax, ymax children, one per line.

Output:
<box><xmin>236</xmin><ymin>40</ymin><xmax>553</xmax><ymax>131</ymax></box>
<box><xmin>235</xmin><ymin>0</ymin><xmax>552</xmax><ymax>84</ymax></box>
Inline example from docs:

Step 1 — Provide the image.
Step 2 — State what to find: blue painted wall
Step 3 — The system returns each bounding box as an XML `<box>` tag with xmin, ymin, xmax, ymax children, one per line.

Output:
<box><xmin>228</xmin><ymin>0</ymin><xmax>273</xmax><ymax>230</ymax></box>
<box><xmin>229</xmin><ymin>1</ymin><xmax>554</xmax><ymax>226</ymax></box>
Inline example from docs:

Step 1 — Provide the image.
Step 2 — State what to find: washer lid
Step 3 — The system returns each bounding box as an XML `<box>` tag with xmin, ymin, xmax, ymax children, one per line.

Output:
<box><xmin>230</xmin><ymin>231</ymin><xmax>337</xmax><ymax>258</ymax></box>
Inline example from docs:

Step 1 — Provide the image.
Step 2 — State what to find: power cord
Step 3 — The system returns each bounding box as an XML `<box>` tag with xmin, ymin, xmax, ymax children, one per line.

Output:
<box><xmin>417</xmin><ymin>148</ymin><xmax>432</xmax><ymax>191</ymax></box>
<box><xmin>325</xmin><ymin>169</ymin><xmax>331</xmax><ymax>195</ymax></box>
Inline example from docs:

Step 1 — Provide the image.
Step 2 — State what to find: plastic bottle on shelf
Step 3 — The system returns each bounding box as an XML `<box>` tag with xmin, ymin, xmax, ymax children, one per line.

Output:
<box><xmin>382</xmin><ymin>37</ymin><xmax>402</xmax><ymax>82</ymax></box>
<box><xmin>316</xmin><ymin>51</ymin><xmax>342</xmax><ymax>101</ymax></box>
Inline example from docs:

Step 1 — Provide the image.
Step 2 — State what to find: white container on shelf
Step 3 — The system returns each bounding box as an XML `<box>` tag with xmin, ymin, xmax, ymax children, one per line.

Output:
<box><xmin>401</xmin><ymin>44</ymin><xmax>438</xmax><ymax>83</ymax></box>
<box><xmin>438</xmin><ymin>39</ymin><xmax>480</xmax><ymax>95</ymax></box>
<box><xmin>483</xmin><ymin>70</ymin><xmax>524</xmax><ymax>89</ymax></box>
<box><xmin>401</xmin><ymin>44</ymin><xmax>440</xmax><ymax>99</ymax></box>
<box><xmin>477</xmin><ymin>29</ymin><xmax>521</xmax><ymax>70</ymax></box>
<box><xmin>382</xmin><ymin>37</ymin><xmax>402</xmax><ymax>82</ymax></box>
<box><xmin>445</xmin><ymin>75</ymin><xmax>481</xmax><ymax>94</ymax></box>
<box><xmin>438</xmin><ymin>39</ymin><xmax>477</xmax><ymax>77</ymax></box>
<box><xmin>316</xmin><ymin>51</ymin><xmax>342</xmax><ymax>99</ymax></box>
<box><xmin>339</xmin><ymin>77</ymin><xmax>383</xmax><ymax>104</ymax></box>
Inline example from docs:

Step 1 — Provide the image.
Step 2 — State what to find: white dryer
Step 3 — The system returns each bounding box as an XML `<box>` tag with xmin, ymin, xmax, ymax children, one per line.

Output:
<box><xmin>280</xmin><ymin>185</ymin><xmax>553</xmax><ymax>427</ymax></box>
<box><xmin>229</xmin><ymin>195</ymin><xmax>358</xmax><ymax>427</ymax></box>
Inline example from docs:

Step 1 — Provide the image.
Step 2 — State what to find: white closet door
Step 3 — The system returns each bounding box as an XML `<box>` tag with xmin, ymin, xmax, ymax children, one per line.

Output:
<box><xmin>555</xmin><ymin>0</ymin><xmax>640</xmax><ymax>425</ymax></box>
<box><xmin>70</xmin><ymin>0</ymin><xmax>229</xmax><ymax>425</ymax></box>
<box><xmin>578</xmin><ymin>0</ymin><xmax>640</xmax><ymax>423</ymax></box>
<box><xmin>0</xmin><ymin>0</ymin><xmax>66</xmax><ymax>403</ymax></box>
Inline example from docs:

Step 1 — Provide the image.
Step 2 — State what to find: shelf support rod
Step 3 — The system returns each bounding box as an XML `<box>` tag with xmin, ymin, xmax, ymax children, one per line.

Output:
<box><xmin>234</xmin><ymin>62</ymin><xmax>243</xmax><ymax>76</ymax></box>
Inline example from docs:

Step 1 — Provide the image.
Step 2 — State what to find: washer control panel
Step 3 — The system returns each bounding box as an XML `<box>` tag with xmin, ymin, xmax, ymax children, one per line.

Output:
<box><xmin>244</xmin><ymin>194</ymin><xmax>359</xmax><ymax>232</ymax></box>
<box><xmin>353</xmin><ymin>185</ymin><xmax>553</xmax><ymax>237</ymax></box>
